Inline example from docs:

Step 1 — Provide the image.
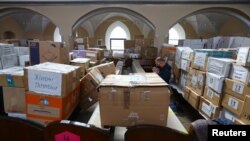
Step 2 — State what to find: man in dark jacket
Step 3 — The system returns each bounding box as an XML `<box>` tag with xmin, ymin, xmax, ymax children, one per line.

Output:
<box><xmin>152</xmin><ymin>57</ymin><xmax>171</xmax><ymax>83</ymax></box>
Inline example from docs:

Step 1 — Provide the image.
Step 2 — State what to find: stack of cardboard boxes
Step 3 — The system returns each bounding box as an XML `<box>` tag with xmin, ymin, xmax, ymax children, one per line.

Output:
<box><xmin>24</xmin><ymin>62</ymin><xmax>81</xmax><ymax>125</ymax></box>
<box><xmin>0</xmin><ymin>43</ymin><xmax>18</xmax><ymax>69</ymax></box>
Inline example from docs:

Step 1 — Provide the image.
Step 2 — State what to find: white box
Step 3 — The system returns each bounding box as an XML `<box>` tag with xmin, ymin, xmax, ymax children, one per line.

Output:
<box><xmin>181</xmin><ymin>48</ymin><xmax>193</xmax><ymax>60</ymax></box>
<box><xmin>14</xmin><ymin>47</ymin><xmax>29</xmax><ymax>56</ymax></box>
<box><xmin>206</xmin><ymin>57</ymin><xmax>235</xmax><ymax>77</ymax></box>
<box><xmin>181</xmin><ymin>59</ymin><xmax>190</xmax><ymax>72</ymax></box>
<box><xmin>236</xmin><ymin>47</ymin><xmax>250</xmax><ymax>66</ymax></box>
<box><xmin>206</xmin><ymin>36</ymin><xmax>221</xmax><ymax>49</ymax></box>
<box><xmin>230</xmin><ymin>64</ymin><xmax>250</xmax><ymax>85</ymax></box>
<box><xmin>1</xmin><ymin>54</ymin><xmax>18</xmax><ymax>69</ymax></box>
<box><xmin>217</xmin><ymin>37</ymin><xmax>234</xmax><ymax>48</ymax></box>
<box><xmin>175</xmin><ymin>47</ymin><xmax>191</xmax><ymax>68</ymax></box>
<box><xmin>0</xmin><ymin>43</ymin><xmax>15</xmax><ymax>56</ymax></box>
<box><xmin>206</xmin><ymin>72</ymin><xmax>224</xmax><ymax>93</ymax></box>
<box><xmin>19</xmin><ymin>55</ymin><xmax>30</xmax><ymax>67</ymax></box>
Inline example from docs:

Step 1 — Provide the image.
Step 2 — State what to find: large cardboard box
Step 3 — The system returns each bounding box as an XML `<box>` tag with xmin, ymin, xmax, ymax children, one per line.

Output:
<box><xmin>1</xmin><ymin>54</ymin><xmax>18</xmax><ymax>69</ymax></box>
<box><xmin>180</xmin><ymin>59</ymin><xmax>191</xmax><ymax>72</ymax></box>
<box><xmin>192</xmin><ymin>49</ymin><xmax>233</xmax><ymax>71</ymax></box>
<box><xmin>0</xmin><ymin>67</ymin><xmax>24</xmax><ymax>87</ymax></box>
<box><xmin>80</xmin><ymin>68</ymin><xmax>103</xmax><ymax>110</ymax></box>
<box><xmin>230</xmin><ymin>64</ymin><xmax>250</xmax><ymax>85</ymax></box>
<box><xmin>184</xmin><ymin>86</ymin><xmax>191</xmax><ymax>101</ymax></box>
<box><xmin>26</xmin><ymin>85</ymin><xmax>80</xmax><ymax>126</ymax></box>
<box><xmin>70</xmin><ymin>58</ymin><xmax>90</xmax><ymax>76</ymax></box>
<box><xmin>199</xmin><ymin>97</ymin><xmax>221</xmax><ymax>119</ymax></box>
<box><xmin>0</xmin><ymin>43</ymin><xmax>15</xmax><ymax>57</ymax></box>
<box><xmin>203</xmin><ymin>86</ymin><xmax>222</xmax><ymax>106</ymax></box>
<box><xmin>188</xmin><ymin>90</ymin><xmax>200</xmax><ymax>110</ymax></box>
<box><xmin>223</xmin><ymin>78</ymin><xmax>250</xmax><ymax>101</ymax></box>
<box><xmin>124</xmin><ymin>40</ymin><xmax>135</xmax><ymax>49</ymax></box>
<box><xmin>190</xmin><ymin>69</ymin><xmax>206</xmax><ymax>95</ymax></box>
<box><xmin>206</xmin><ymin>57</ymin><xmax>235</xmax><ymax>77</ymax></box>
<box><xmin>175</xmin><ymin>47</ymin><xmax>192</xmax><ymax>68</ymax></box>
<box><xmin>206</xmin><ymin>72</ymin><xmax>224</xmax><ymax>93</ymax></box>
<box><xmin>141</xmin><ymin>47</ymin><xmax>158</xmax><ymax>59</ymax></box>
<box><xmin>29</xmin><ymin>41</ymin><xmax>69</xmax><ymax>65</ymax></box>
<box><xmin>87</xmin><ymin>62</ymin><xmax>116</xmax><ymax>77</ymax></box>
<box><xmin>236</xmin><ymin>47</ymin><xmax>250</xmax><ymax>66</ymax></box>
<box><xmin>240</xmin><ymin>96</ymin><xmax>250</xmax><ymax>124</ymax></box>
<box><xmin>24</xmin><ymin>62</ymin><xmax>81</xmax><ymax>97</ymax></box>
<box><xmin>99</xmin><ymin>73</ymin><xmax>170</xmax><ymax>126</ymax></box>
<box><xmin>3</xmin><ymin>87</ymin><xmax>25</xmax><ymax>113</ymax></box>
<box><xmin>181</xmin><ymin>48</ymin><xmax>193</xmax><ymax>60</ymax></box>
<box><xmin>222</xmin><ymin>94</ymin><xmax>245</xmax><ymax>117</ymax></box>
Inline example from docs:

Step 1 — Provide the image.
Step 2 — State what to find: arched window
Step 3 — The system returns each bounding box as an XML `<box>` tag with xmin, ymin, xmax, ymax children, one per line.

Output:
<box><xmin>105</xmin><ymin>21</ymin><xmax>130</xmax><ymax>50</ymax></box>
<box><xmin>54</xmin><ymin>27</ymin><xmax>62</xmax><ymax>42</ymax></box>
<box><xmin>169</xmin><ymin>23</ymin><xmax>186</xmax><ymax>45</ymax></box>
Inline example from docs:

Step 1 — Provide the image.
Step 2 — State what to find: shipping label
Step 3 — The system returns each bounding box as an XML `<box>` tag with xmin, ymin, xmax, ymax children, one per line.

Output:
<box><xmin>201</xmin><ymin>102</ymin><xmax>212</xmax><ymax>117</ymax></box>
<box><xmin>228</xmin><ymin>97</ymin><xmax>239</xmax><ymax>110</ymax></box>
<box><xmin>207</xmin><ymin>89</ymin><xmax>214</xmax><ymax>99</ymax></box>
<box><xmin>232</xmin><ymin>82</ymin><xmax>244</xmax><ymax>94</ymax></box>
<box><xmin>194</xmin><ymin>52</ymin><xmax>207</xmax><ymax>67</ymax></box>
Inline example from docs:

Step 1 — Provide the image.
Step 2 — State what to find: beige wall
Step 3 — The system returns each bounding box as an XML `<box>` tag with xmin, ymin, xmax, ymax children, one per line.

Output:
<box><xmin>220</xmin><ymin>17</ymin><xmax>250</xmax><ymax>36</ymax></box>
<box><xmin>1</xmin><ymin>4</ymin><xmax>250</xmax><ymax>48</ymax></box>
<box><xmin>0</xmin><ymin>17</ymin><xmax>24</xmax><ymax>39</ymax></box>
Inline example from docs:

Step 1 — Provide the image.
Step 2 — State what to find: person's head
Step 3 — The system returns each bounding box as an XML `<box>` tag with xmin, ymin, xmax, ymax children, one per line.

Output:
<box><xmin>155</xmin><ymin>57</ymin><xmax>166</xmax><ymax>68</ymax></box>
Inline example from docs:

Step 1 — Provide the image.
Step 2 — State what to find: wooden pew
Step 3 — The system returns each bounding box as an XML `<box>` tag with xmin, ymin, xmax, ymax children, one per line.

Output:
<box><xmin>44</xmin><ymin>120</ymin><xmax>110</xmax><ymax>141</ymax></box>
<box><xmin>0</xmin><ymin>116</ymin><xmax>44</xmax><ymax>141</ymax></box>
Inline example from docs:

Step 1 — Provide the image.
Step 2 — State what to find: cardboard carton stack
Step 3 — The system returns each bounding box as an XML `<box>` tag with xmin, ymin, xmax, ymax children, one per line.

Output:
<box><xmin>24</xmin><ymin>62</ymin><xmax>81</xmax><ymax>126</ymax></box>
<box><xmin>29</xmin><ymin>41</ymin><xmax>69</xmax><ymax>65</ymax></box>
<box><xmin>70</xmin><ymin>58</ymin><xmax>90</xmax><ymax>76</ymax></box>
<box><xmin>87</xmin><ymin>62</ymin><xmax>116</xmax><ymax>77</ymax></box>
<box><xmin>220</xmin><ymin>47</ymin><xmax>250</xmax><ymax>124</ymax></box>
<box><xmin>0</xmin><ymin>43</ymin><xmax>18</xmax><ymax>69</ymax></box>
<box><xmin>98</xmin><ymin>73</ymin><xmax>170</xmax><ymax>127</ymax></box>
<box><xmin>0</xmin><ymin>67</ymin><xmax>26</xmax><ymax>115</ymax></box>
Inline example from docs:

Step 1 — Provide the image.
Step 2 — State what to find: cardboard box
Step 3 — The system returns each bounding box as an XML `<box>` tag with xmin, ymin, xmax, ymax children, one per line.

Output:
<box><xmin>3</xmin><ymin>87</ymin><xmax>25</xmax><ymax>113</ymax></box>
<box><xmin>132</xmin><ymin>60</ymin><xmax>145</xmax><ymax>74</ymax></box>
<box><xmin>192</xmin><ymin>49</ymin><xmax>233</xmax><ymax>71</ymax></box>
<box><xmin>14</xmin><ymin>47</ymin><xmax>29</xmax><ymax>56</ymax></box>
<box><xmin>180</xmin><ymin>59</ymin><xmax>191</xmax><ymax>72</ymax></box>
<box><xmin>240</xmin><ymin>96</ymin><xmax>250</xmax><ymax>124</ymax></box>
<box><xmin>88</xmin><ymin>62</ymin><xmax>116</xmax><ymax>77</ymax></box>
<box><xmin>181</xmin><ymin>48</ymin><xmax>193</xmax><ymax>60</ymax></box>
<box><xmin>206</xmin><ymin>57</ymin><xmax>235</xmax><ymax>77</ymax></box>
<box><xmin>224</xmin><ymin>78</ymin><xmax>250</xmax><ymax>101</ymax></box>
<box><xmin>173</xmin><ymin>64</ymin><xmax>180</xmax><ymax>83</ymax></box>
<box><xmin>236</xmin><ymin>47</ymin><xmax>250</xmax><ymax>66</ymax></box>
<box><xmin>70</xmin><ymin>58</ymin><xmax>90</xmax><ymax>76</ymax></box>
<box><xmin>231</xmin><ymin>37</ymin><xmax>250</xmax><ymax>48</ymax></box>
<box><xmin>175</xmin><ymin>47</ymin><xmax>192</xmax><ymax>68</ymax></box>
<box><xmin>206</xmin><ymin>72</ymin><xmax>224</xmax><ymax>93</ymax></box>
<box><xmin>24</xmin><ymin>62</ymin><xmax>81</xmax><ymax>97</ymax></box>
<box><xmin>190</xmin><ymin>69</ymin><xmax>206</xmax><ymax>95</ymax></box>
<box><xmin>99</xmin><ymin>73</ymin><xmax>170</xmax><ymax>126</ymax></box>
<box><xmin>115</xmin><ymin>61</ymin><xmax>124</xmax><ymax>75</ymax></box>
<box><xmin>19</xmin><ymin>55</ymin><xmax>30</xmax><ymax>67</ymax></box>
<box><xmin>182</xmin><ymin>39</ymin><xmax>207</xmax><ymax>49</ymax></box>
<box><xmin>203</xmin><ymin>86</ymin><xmax>222</xmax><ymax>106</ymax></box>
<box><xmin>230</xmin><ymin>64</ymin><xmax>250</xmax><ymax>85</ymax></box>
<box><xmin>26</xmin><ymin>85</ymin><xmax>80</xmax><ymax>126</ymax></box>
<box><xmin>184</xmin><ymin>86</ymin><xmax>191</xmax><ymax>101</ymax></box>
<box><xmin>179</xmin><ymin>71</ymin><xmax>189</xmax><ymax>90</ymax></box>
<box><xmin>199</xmin><ymin>97</ymin><xmax>221</xmax><ymax>119</ymax></box>
<box><xmin>222</xmin><ymin>94</ymin><xmax>245</xmax><ymax>117</ymax></box>
<box><xmin>124</xmin><ymin>40</ymin><xmax>135</xmax><ymax>49</ymax></box>
<box><xmin>29</xmin><ymin>41</ymin><xmax>69</xmax><ymax>65</ymax></box>
<box><xmin>220</xmin><ymin>108</ymin><xmax>240</xmax><ymax>123</ymax></box>
<box><xmin>0</xmin><ymin>66</ymin><xmax>24</xmax><ymax>87</ymax></box>
<box><xmin>188</xmin><ymin>90</ymin><xmax>200</xmax><ymax>110</ymax></box>
<box><xmin>0</xmin><ymin>43</ymin><xmax>15</xmax><ymax>56</ymax></box>
<box><xmin>160</xmin><ymin>46</ymin><xmax>176</xmax><ymax>61</ymax></box>
<box><xmin>1</xmin><ymin>54</ymin><xmax>18</xmax><ymax>69</ymax></box>
<box><xmin>80</xmin><ymin>68</ymin><xmax>103</xmax><ymax>110</ymax></box>
<box><xmin>141</xmin><ymin>47</ymin><xmax>158</xmax><ymax>59</ymax></box>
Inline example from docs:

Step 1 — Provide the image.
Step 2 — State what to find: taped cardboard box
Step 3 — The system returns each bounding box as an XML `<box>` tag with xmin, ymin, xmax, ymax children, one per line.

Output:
<box><xmin>190</xmin><ymin>69</ymin><xmax>206</xmax><ymax>95</ymax></box>
<box><xmin>230</xmin><ymin>64</ymin><xmax>250</xmax><ymax>85</ymax></box>
<box><xmin>206</xmin><ymin>72</ymin><xmax>224</xmax><ymax>94</ymax></box>
<box><xmin>184</xmin><ymin>86</ymin><xmax>191</xmax><ymax>101</ymax></box>
<box><xmin>29</xmin><ymin>41</ymin><xmax>69</xmax><ymax>65</ymax></box>
<box><xmin>1</xmin><ymin>54</ymin><xmax>18</xmax><ymax>69</ymax></box>
<box><xmin>188</xmin><ymin>89</ymin><xmax>200</xmax><ymax>110</ymax></box>
<box><xmin>180</xmin><ymin>59</ymin><xmax>191</xmax><ymax>72</ymax></box>
<box><xmin>99</xmin><ymin>73</ymin><xmax>170</xmax><ymax>127</ymax></box>
<box><xmin>88</xmin><ymin>62</ymin><xmax>116</xmax><ymax>77</ymax></box>
<box><xmin>223</xmin><ymin>78</ymin><xmax>250</xmax><ymax>101</ymax></box>
<box><xmin>0</xmin><ymin>66</ymin><xmax>24</xmax><ymax>87</ymax></box>
<box><xmin>26</xmin><ymin>85</ymin><xmax>80</xmax><ymax>126</ymax></box>
<box><xmin>80</xmin><ymin>68</ymin><xmax>103</xmax><ymax>110</ymax></box>
<box><xmin>3</xmin><ymin>87</ymin><xmax>25</xmax><ymax>113</ymax></box>
<box><xmin>24</xmin><ymin>62</ymin><xmax>81</xmax><ymax>97</ymax></box>
<box><xmin>203</xmin><ymin>86</ymin><xmax>222</xmax><ymax>106</ymax></box>
<box><xmin>192</xmin><ymin>49</ymin><xmax>233</xmax><ymax>71</ymax></box>
<box><xmin>236</xmin><ymin>47</ymin><xmax>250</xmax><ymax>66</ymax></box>
<box><xmin>141</xmin><ymin>47</ymin><xmax>158</xmax><ymax>59</ymax></box>
<box><xmin>70</xmin><ymin>58</ymin><xmax>90</xmax><ymax>76</ymax></box>
<box><xmin>206</xmin><ymin>57</ymin><xmax>235</xmax><ymax>77</ymax></box>
<box><xmin>222</xmin><ymin>94</ymin><xmax>244</xmax><ymax>117</ymax></box>
<box><xmin>175</xmin><ymin>47</ymin><xmax>192</xmax><ymax>69</ymax></box>
<box><xmin>240</xmin><ymin>96</ymin><xmax>250</xmax><ymax>124</ymax></box>
<box><xmin>124</xmin><ymin>40</ymin><xmax>135</xmax><ymax>49</ymax></box>
<box><xmin>0</xmin><ymin>43</ymin><xmax>15</xmax><ymax>57</ymax></box>
<box><xmin>199</xmin><ymin>97</ymin><xmax>221</xmax><ymax>119</ymax></box>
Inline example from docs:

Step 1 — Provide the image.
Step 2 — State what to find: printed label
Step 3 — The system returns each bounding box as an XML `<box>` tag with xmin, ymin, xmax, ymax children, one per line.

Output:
<box><xmin>231</xmin><ymin>65</ymin><xmax>248</xmax><ymax>83</ymax></box>
<box><xmin>28</xmin><ymin>70</ymin><xmax>62</xmax><ymax>96</ymax></box>
<box><xmin>207</xmin><ymin>89</ymin><xmax>213</xmax><ymax>99</ymax></box>
<box><xmin>210</xmin><ymin>104</ymin><xmax>216</xmax><ymax>114</ymax></box>
<box><xmin>232</xmin><ymin>82</ymin><xmax>244</xmax><ymax>94</ymax></box>
<box><xmin>228</xmin><ymin>97</ymin><xmax>239</xmax><ymax>110</ymax></box>
<box><xmin>224</xmin><ymin>111</ymin><xmax>236</xmax><ymax>122</ymax></box>
<box><xmin>6</xmin><ymin>75</ymin><xmax>15</xmax><ymax>87</ymax></box>
<box><xmin>192</xmin><ymin>76</ymin><xmax>197</xmax><ymax>86</ymax></box>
